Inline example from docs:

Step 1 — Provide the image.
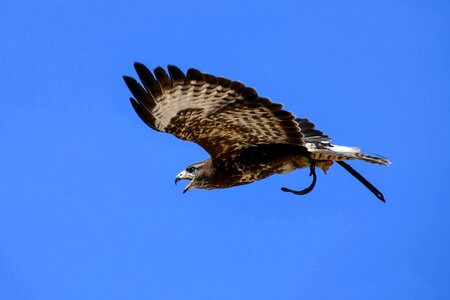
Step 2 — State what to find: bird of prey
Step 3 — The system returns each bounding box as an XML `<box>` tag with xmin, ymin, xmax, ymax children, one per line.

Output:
<box><xmin>123</xmin><ymin>63</ymin><xmax>390</xmax><ymax>201</ymax></box>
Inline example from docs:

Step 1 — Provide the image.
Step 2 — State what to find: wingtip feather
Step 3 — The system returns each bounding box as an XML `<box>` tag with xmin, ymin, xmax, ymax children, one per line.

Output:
<box><xmin>167</xmin><ymin>65</ymin><xmax>186</xmax><ymax>82</ymax></box>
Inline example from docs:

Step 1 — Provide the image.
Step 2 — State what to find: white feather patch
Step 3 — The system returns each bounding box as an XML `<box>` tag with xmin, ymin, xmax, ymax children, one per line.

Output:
<box><xmin>330</xmin><ymin>144</ymin><xmax>360</xmax><ymax>153</ymax></box>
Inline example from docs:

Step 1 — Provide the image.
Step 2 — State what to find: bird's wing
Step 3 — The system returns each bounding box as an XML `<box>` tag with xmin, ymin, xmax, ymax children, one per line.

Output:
<box><xmin>124</xmin><ymin>63</ymin><xmax>305</xmax><ymax>160</ymax></box>
<box><xmin>295</xmin><ymin>118</ymin><xmax>331</xmax><ymax>144</ymax></box>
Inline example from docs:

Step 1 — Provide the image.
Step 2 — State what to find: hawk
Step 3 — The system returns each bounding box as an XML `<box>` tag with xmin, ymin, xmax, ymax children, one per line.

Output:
<box><xmin>123</xmin><ymin>63</ymin><xmax>390</xmax><ymax>201</ymax></box>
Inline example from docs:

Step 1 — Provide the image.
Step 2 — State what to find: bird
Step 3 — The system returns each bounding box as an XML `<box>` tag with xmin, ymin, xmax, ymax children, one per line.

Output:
<box><xmin>123</xmin><ymin>63</ymin><xmax>390</xmax><ymax>201</ymax></box>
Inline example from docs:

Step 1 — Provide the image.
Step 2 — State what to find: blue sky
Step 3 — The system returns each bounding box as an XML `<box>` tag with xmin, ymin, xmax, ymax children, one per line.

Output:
<box><xmin>1</xmin><ymin>0</ymin><xmax>449</xmax><ymax>299</ymax></box>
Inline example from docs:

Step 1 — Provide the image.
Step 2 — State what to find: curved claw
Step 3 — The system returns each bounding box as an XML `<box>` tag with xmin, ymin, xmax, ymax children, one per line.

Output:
<box><xmin>281</xmin><ymin>161</ymin><xmax>317</xmax><ymax>195</ymax></box>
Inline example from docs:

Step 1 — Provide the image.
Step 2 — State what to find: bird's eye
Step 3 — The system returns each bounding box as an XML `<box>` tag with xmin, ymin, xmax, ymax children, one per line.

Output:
<box><xmin>186</xmin><ymin>166</ymin><xmax>196</xmax><ymax>173</ymax></box>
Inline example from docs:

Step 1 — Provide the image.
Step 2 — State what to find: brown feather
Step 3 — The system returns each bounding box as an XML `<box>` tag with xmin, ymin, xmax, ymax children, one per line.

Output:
<box><xmin>167</xmin><ymin>65</ymin><xmax>185</xmax><ymax>82</ymax></box>
<box><xmin>125</xmin><ymin>64</ymin><xmax>306</xmax><ymax>161</ymax></box>
<box><xmin>153</xmin><ymin>67</ymin><xmax>172</xmax><ymax>90</ymax></box>
<box><xmin>134</xmin><ymin>63</ymin><xmax>163</xmax><ymax>98</ymax></box>
<box><xmin>129</xmin><ymin>98</ymin><xmax>158</xmax><ymax>131</ymax></box>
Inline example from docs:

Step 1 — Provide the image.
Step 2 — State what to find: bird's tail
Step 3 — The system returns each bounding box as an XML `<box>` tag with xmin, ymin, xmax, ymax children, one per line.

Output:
<box><xmin>295</xmin><ymin>118</ymin><xmax>389</xmax><ymax>201</ymax></box>
<box><xmin>319</xmin><ymin>144</ymin><xmax>391</xmax><ymax>166</ymax></box>
<box><xmin>354</xmin><ymin>152</ymin><xmax>390</xmax><ymax>165</ymax></box>
<box><xmin>307</xmin><ymin>144</ymin><xmax>389</xmax><ymax>202</ymax></box>
<box><xmin>295</xmin><ymin>118</ymin><xmax>390</xmax><ymax>166</ymax></box>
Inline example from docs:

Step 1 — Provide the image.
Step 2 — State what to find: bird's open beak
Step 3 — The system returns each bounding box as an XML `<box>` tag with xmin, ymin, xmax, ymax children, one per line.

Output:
<box><xmin>174</xmin><ymin>170</ymin><xmax>194</xmax><ymax>193</ymax></box>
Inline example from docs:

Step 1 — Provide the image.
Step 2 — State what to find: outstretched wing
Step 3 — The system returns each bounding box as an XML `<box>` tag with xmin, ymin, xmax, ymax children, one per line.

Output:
<box><xmin>124</xmin><ymin>63</ymin><xmax>305</xmax><ymax>160</ymax></box>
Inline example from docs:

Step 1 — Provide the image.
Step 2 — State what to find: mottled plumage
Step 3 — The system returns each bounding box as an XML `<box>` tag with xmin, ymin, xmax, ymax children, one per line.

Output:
<box><xmin>124</xmin><ymin>63</ymin><xmax>389</xmax><ymax>201</ymax></box>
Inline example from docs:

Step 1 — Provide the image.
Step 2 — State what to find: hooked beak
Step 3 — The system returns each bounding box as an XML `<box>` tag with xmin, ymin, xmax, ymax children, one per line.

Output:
<box><xmin>174</xmin><ymin>170</ymin><xmax>194</xmax><ymax>193</ymax></box>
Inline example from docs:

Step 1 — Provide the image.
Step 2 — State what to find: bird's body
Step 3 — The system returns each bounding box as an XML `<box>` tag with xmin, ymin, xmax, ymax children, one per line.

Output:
<box><xmin>124</xmin><ymin>63</ymin><xmax>389</xmax><ymax>201</ymax></box>
<box><xmin>192</xmin><ymin>145</ymin><xmax>310</xmax><ymax>190</ymax></box>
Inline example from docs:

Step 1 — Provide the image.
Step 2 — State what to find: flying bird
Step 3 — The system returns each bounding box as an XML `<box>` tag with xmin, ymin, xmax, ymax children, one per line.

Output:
<box><xmin>123</xmin><ymin>63</ymin><xmax>390</xmax><ymax>201</ymax></box>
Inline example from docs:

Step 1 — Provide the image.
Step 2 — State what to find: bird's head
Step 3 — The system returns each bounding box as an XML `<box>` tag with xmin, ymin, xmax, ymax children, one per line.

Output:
<box><xmin>174</xmin><ymin>160</ymin><xmax>213</xmax><ymax>193</ymax></box>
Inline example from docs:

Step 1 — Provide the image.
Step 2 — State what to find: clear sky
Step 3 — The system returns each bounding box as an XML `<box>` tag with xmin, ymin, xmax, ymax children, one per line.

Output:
<box><xmin>1</xmin><ymin>0</ymin><xmax>449</xmax><ymax>299</ymax></box>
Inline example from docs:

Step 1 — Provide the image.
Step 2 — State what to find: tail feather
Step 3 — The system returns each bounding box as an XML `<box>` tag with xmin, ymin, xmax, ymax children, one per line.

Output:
<box><xmin>308</xmin><ymin>144</ymin><xmax>390</xmax><ymax>166</ymax></box>
<box><xmin>354</xmin><ymin>152</ymin><xmax>390</xmax><ymax>166</ymax></box>
<box><xmin>329</xmin><ymin>144</ymin><xmax>390</xmax><ymax>165</ymax></box>
<box><xmin>295</xmin><ymin>117</ymin><xmax>390</xmax><ymax>165</ymax></box>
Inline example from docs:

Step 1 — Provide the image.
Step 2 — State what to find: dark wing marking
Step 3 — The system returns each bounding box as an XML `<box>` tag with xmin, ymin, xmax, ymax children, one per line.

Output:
<box><xmin>124</xmin><ymin>63</ymin><xmax>305</xmax><ymax>160</ymax></box>
<box><xmin>296</xmin><ymin>118</ymin><xmax>331</xmax><ymax>143</ymax></box>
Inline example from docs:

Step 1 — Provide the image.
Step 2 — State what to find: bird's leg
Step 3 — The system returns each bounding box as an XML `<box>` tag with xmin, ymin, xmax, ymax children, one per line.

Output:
<box><xmin>281</xmin><ymin>161</ymin><xmax>317</xmax><ymax>195</ymax></box>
